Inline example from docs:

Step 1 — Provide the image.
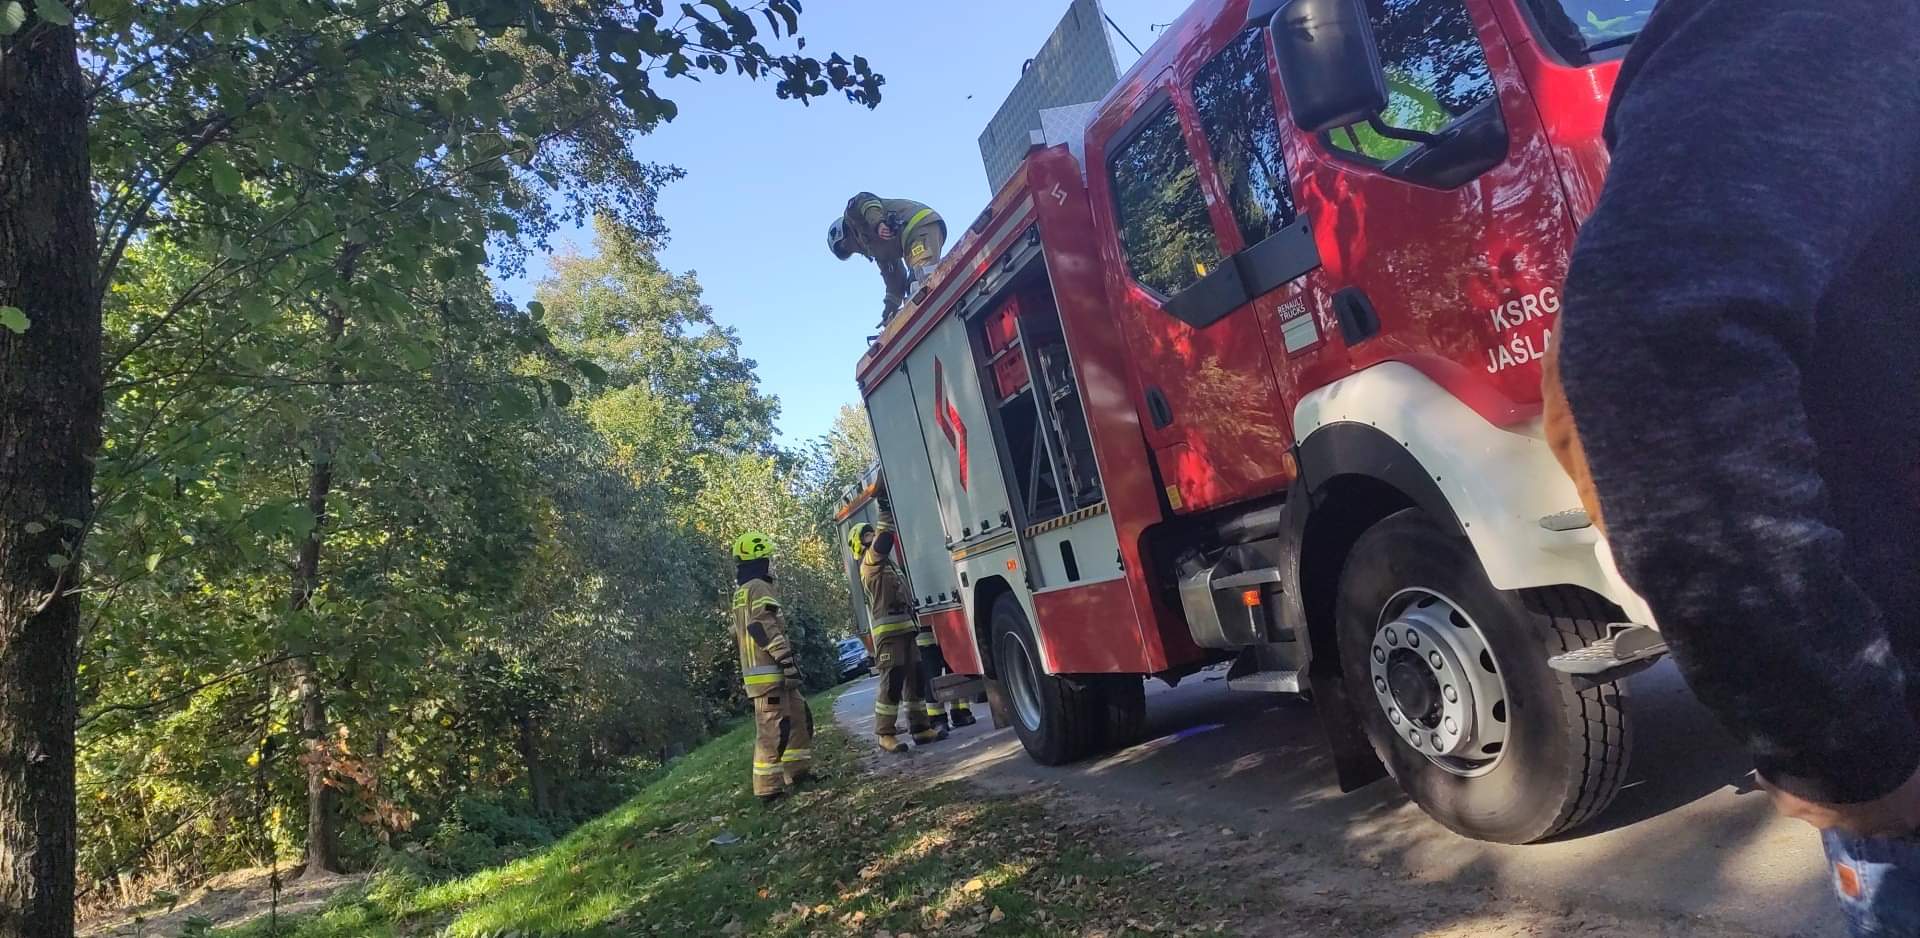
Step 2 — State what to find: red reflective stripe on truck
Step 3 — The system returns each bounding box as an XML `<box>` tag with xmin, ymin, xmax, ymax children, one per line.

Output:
<box><xmin>932</xmin><ymin>358</ymin><xmax>969</xmax><ymax>490</ymax></box>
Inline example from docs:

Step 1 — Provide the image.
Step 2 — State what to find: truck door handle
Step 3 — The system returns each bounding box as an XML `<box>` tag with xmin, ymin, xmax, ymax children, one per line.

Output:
<box><xmin>1145</xmin><ymin>387</ymin><xmax>1174</xmax><ymax>429</ymax></box>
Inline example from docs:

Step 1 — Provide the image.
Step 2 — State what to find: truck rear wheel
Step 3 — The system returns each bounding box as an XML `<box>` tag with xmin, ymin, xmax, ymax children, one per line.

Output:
<box><xmin>992</xmin><ymin>592</ymin><xmax>1102</xmax><ymax>765</ymax></box>
<box><xmin>1335</xmin><ymin>509</ymin><xmax>1630</xmax><ymax>844</ymax></box>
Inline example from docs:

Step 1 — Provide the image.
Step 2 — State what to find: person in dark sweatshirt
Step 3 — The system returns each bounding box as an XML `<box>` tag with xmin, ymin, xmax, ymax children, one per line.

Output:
<box><xmin>1544</xmin><ymin>0</ymin><xmax>1920</xmax><ymax>933</ymax></box>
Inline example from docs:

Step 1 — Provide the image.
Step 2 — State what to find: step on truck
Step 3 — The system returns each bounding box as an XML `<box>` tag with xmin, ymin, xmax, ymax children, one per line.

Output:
<box><xmin>850</xmin><ymin>0</ymin><xmax>1662</xmax><ymax>844</ymax></box>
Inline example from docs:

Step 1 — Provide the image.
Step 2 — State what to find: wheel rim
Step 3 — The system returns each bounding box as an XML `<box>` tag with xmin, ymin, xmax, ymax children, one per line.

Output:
<box><xmin>998</xmin><ymin>629</ymin><xmax>1045</xmax><ymax>733</ymax></box>
<box><xmin>1367</xmin><ymin>588</ymin><xmax>1511</xmax><ymax>778</ymax></box>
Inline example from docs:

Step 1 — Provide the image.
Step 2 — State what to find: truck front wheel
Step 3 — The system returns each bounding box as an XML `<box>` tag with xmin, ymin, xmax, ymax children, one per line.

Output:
<box><xmin>992</xmin><ymin>592</ymin><xmax>1104</xmax><ymax>766</ymax></box>
<box><xmin>1335</xmin><ymin>509</ymin><xmax>1631</xmax><ymax>844</ymax></box>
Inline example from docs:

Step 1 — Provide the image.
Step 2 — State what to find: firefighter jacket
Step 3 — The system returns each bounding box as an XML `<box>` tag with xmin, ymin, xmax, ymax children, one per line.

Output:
<box><xmin>844</xmin><ymin>193</ymin><xmax>939</xmax><ymax>262</ymax></box>
<box><xmin>845</xmin><ymin>193</ymin><xmax>942</xmax><ymax>314</ymax></box>
<box><xmin>859</xmin><ymin>519</ymin><xmax>917</xmax><ymax>643</ymax></box>
<box><xmin>732</xmin><ymin>577</ymin><xmax>797</xmax><ymax>699</ymax></box>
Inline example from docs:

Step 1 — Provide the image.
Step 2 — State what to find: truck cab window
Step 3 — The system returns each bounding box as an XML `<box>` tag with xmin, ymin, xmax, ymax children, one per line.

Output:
<box><xmin>1526</xmin><ymin>0</ymin><xmax>1657</xmax><ymax>60</ymax></box>
<box><xmin>1328</xmin><ymin>0</ymin><xmax>1496</xmax><ymax>164</ymax></box>
<box><xmin>1192</xmin><ymin>30</ymin><xmax>1297</xmax><ymax>247</ymax></box>
<box><xmin>1109</xmin><ymin>104</ymin><xmax>1225</xmax><ymax>298</ymax></box>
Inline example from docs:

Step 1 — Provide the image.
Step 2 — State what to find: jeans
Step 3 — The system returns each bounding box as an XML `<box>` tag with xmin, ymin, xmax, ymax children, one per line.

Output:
<box><xmin>1823</xmin><ymin>828</ymin><xmax>1920</xmax><ymax>936</ymax></box>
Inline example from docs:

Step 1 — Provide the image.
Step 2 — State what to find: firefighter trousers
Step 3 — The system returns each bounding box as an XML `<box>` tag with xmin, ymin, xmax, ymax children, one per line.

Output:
<box><xmin>873</xmin><ymin>631</ymin><xmax>934</xmax><ymax>742</ymax></box>
<box><xmin>751</xmin><ymin>687</ymin><xmax>814</xmax><ymax>797</ymax></box>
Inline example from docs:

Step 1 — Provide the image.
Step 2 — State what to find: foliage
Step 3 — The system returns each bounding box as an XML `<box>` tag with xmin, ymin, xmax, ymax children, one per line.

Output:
<box><xmin>3</xmin><ymin>0</ymin><xmax>890</xmax><ymax>911</ymax></box>
<box><xmin>76</xmin><ymin>216</ymin><xmax>864</xmax><ymax>897</ymax></box>
<box><xmin>209</xmin><ymin>694</ymin><xmax>1229</xmax><ymax>938</ymax></box>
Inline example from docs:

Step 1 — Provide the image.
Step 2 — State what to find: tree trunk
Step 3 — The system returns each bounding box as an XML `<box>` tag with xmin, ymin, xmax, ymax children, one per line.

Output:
<box><xmin>516</xmin><ymin>714</ymin><xmax>554</xmax><ymax>817</ymax></box>
<box><xmin>287</xmin><ymin>271</ymin><xmax>355</xmax><ymax>878</ymax></box>
<box><xmin>0</xmin><ymin>16</ymin><xmax>101</xmax><ymax>938</ymax></box>
<box><xmin>290</xmin><ymin>412</ymin><xmax>340</xmax><ymax>877</ymax></box>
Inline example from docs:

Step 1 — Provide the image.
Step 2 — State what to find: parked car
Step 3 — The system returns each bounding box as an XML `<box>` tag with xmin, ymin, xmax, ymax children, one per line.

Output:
<box><xmin>837</xmin><ymin>637</ymin><xmax>873</xmax><ymax>683</ymax></box>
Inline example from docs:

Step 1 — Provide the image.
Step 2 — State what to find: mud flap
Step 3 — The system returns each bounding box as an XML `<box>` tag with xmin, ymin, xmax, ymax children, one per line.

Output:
<box><xmin>930</xmin><ymin>673</ymin><xmax>984</xmax><ymax>705</ymax></box>
<box><xmin>983</xmin><ymin>678</ymin><xmax>1015</xmax><ymax>729</ymax></box>
<box><xmin>1308</xmin><ymin>662</ymin><xmax>1387</xmax><ymax>792</ymax></box>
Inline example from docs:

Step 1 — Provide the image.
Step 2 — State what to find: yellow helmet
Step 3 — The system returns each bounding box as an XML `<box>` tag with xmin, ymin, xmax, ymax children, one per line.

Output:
<box><xmin>847</xmin><ymin>523</ymin><xmax>873</xmax><ymax>557</ymax></box>
<box><xmin>732</xmin><ymin>531</ymin><xmax>775</xmax><ymax>562</ymax></box>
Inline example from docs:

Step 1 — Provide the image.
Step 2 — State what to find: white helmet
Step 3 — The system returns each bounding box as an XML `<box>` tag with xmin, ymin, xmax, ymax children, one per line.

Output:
<box><xmin>828</xmin><ymin>218</ymin><xmax>854</xmax><ymax>260</ymax></box>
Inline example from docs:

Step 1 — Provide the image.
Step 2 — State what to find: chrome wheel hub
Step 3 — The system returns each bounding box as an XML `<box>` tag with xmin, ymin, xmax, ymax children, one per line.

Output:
<box><xmin>1368</xmin><ymin>588</ymin><xmax>1510</xmax><ymax>777</ymax></box>
<box><xmin>999</xmin><ymin>631</ymin><xmax>1044</xmax><ymax>733</ymax></box>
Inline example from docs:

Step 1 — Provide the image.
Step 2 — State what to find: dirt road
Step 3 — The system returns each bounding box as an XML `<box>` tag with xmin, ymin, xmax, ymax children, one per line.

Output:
<box><xmin>835</xmin><ymin>662</ymin><xmax>1841</xmax><ymax>938</ymax></box>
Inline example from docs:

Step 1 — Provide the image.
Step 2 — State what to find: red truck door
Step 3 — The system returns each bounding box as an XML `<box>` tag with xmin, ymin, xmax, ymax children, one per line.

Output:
<box><xmin>1277</xmin><ymin>0</ymin><xmax>1577</xmax><ymax>421</ymax></box>
<box><xmin>1087</xmin><ymin>66</ymin><xmax>1307</xmax><ymax>517</ymax></box>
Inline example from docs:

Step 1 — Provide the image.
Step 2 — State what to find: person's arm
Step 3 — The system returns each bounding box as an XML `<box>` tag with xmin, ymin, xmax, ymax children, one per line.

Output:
<box><xmin>1556</xmin><ymin>0</ymin><xmax>1920</xmax><ymax>805</ymax></box>
<box><xmin>849</xmin><ymin>193</ymin><xmax>888</xmax><ymax>232</ymax></box>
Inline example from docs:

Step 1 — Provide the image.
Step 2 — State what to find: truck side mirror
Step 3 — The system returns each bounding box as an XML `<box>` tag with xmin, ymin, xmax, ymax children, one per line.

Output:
<box><xmin>1270</xmin><ymin>0</ymin><xmax>1389</xmax><ymax>135</ymax></box>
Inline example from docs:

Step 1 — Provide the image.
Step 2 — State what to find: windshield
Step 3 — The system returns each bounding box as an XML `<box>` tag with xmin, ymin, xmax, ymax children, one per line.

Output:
<box><xmin>1528</xmin><ymin>0</ymin><xmax>1658</xmax><ymax>59</ymax></box>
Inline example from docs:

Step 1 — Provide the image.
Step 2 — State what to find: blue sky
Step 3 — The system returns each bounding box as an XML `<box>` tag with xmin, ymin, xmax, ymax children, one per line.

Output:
<box><xmin>497</xmin><ymin>0</ymin><xmax>1180</xmax><ymax>445</ymax></box>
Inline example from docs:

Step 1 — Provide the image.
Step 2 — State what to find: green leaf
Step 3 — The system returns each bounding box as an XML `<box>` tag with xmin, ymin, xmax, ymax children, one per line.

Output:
<box><xmin>0</xmin><ymin>2</ymin><xmax>24</xmax><ymax>35</ymax></box>
<box><xmin>548</xmin><ymin>378</ymin><xmax>573</xmax><ymax>407</ymax></box>
<box><xmin>245</xmin><ymin>504</ymin><xmax>285</xmax><ymax>535</ymax></box>
<box><xmin>526</xmin><ymin>300</ymin><xmax>545</xmax><ymax>321</ymax></box>
<box><xmin>495</xmin><ymin>386</ymin><xmax>536</xmax><ymax>418</ymax></box>
<box><xmin>22</xmin><ymin>521</ymin><xmax>45</xmax><ymax>534</ymax></box>
<box><xmin>31</xmin><ymin>0</ymin><xmax>66</xmax><ymax>25</ymax></box>
<box><xmin>0</xmin><ymin>306</ymin><xmax>27</xmax><ymax>334</ymax></box>
<box><xmin>574</xmin><ymin>359</ymin><xmax>609</xmax><ymax>385</ymax></box>
<box><xmin>285</xmin><ymin>506</ymin><xmax>317</xmax><ymax>538</ymax></box>
<box><xmin>145</xmin><ymin>552</ymin><xmax>162</xmax><ymax>573</ymax></box>
<box><xmin>47</xmin><ymin>553</ymin><xmax>69</xmax><ymax>571</ymax></box>
<box><xmin>209</xmin><ymin>162</ymin><xmax>242</xmax><ymax>197</ymax></box>
<box><xmin>452</xmin><ymin>25</ymin><xmax>478</xmax><ymax>51</ymax></box>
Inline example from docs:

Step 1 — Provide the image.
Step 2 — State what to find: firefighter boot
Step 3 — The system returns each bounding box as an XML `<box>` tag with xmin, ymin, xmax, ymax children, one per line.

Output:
<box><xmin>918</xmin><ymin>700</ymin><xmax>950</xmax><ymax>743</ymax></box>
<box><xmin>950</xmin><ymin>699</ymin><xmax>977</xmax><ymax>728</ymax></box>
<box><xmin>877</xmin><ymin>733</ymin><xmax>911</xmax><ymax>754</ymax></box>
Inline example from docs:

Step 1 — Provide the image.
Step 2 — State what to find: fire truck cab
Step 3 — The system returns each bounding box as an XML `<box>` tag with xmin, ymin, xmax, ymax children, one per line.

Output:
<box><xmin>850</xmin><ymin>0</ymin><xmax>1659</xmax><ymax>844</ymax></box>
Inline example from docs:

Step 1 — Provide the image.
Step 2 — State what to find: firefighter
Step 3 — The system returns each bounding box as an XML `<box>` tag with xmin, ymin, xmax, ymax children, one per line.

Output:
<box><xmin>916</xmin><ymin>624</ymin><xmax>977</xmax><ymax>731</ymax></box>
<box><xmin>730</xmin><ymin>531</ymin><xmax>814</xmax><ymax>802</ymax></box>
<box><xmin>828</xmin><ymin>193</ymin><xmax>946</xmax><ymax>322</ymax></box>
<box><xmin>850</xmin><ymin>519</ymin><xmax>940</xmax><ymax>752</ymax></box>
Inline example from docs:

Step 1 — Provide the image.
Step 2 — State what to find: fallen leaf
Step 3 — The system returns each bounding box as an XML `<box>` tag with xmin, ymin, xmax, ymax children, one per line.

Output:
<box><xmin>989</xmin><ymin>907</ymin><xmax>1006</xmax><ymax>924</ymax></box>
<box><xmin>722</xmin><ymin>917</ymin><xmax>745</xmax><ymax>936</ymax></box>
<box><xmin>814</xmin><ymin>903</ymin><xmax>832</xmax><ymax>915</ymax></box>
<box><xmin>963</xmin><ymin>877</ymin><xmax>986</xmax><ymax>894</ymax></box>
<box><xmin>709</xmin><ymin>831</ymin><xmax>742</xmax><ymax>846</ymax></box>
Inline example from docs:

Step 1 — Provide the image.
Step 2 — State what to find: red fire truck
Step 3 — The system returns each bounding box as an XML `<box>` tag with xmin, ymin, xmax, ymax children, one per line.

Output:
<box><xmin>848</xmin><ymin>0</ymin><xmax>1662</xmax><ymax>844</ymax></box>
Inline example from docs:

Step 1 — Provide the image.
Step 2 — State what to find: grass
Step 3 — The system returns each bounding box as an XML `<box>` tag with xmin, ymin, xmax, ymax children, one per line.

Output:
<box><xmin>214</xmin><ymin>689</ymin><xmax>1229</xmax><ymax>938</ymax></box>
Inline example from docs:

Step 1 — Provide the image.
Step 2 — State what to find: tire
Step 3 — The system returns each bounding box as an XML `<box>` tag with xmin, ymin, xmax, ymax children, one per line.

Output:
<box><xmin>991</xmin><ymin>592</ymin><xmax>1102</xmax><ymax>766</ymax></box>
<box><xmin>1335</xmin><ymin>508</ymin><xmax>1631</xmax><ymax>844</ymax></box>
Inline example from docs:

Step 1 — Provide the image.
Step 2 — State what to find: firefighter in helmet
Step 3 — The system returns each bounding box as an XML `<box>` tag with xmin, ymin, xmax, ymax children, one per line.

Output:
<box><xmin>850</xmin><ymin>517</ymin><xmax>941</xmax><ymax>752</ymax></box>
<box><xmin>730</xmin><ymin>531</ymin><xmax>814</xmax><ymax>802</ymax></box>
<box><xmin>828</xmin><ymin>192</ymin><xmax>946</xmax><ymax>322</ymax></box>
